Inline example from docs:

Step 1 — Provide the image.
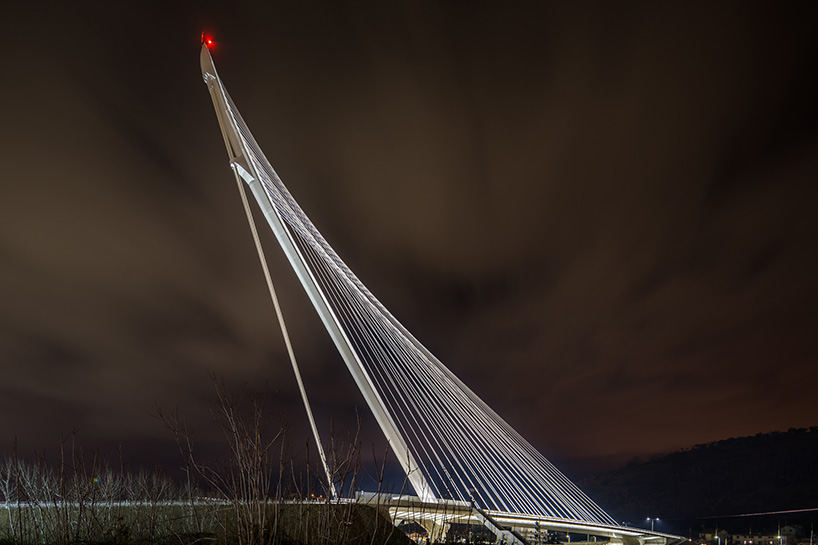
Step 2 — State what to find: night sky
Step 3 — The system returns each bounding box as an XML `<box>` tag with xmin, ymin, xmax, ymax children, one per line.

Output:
<box><xmin>1</xmin><ymin>2</ymin><xmax>817</xmax><ymax>480</ymax></box>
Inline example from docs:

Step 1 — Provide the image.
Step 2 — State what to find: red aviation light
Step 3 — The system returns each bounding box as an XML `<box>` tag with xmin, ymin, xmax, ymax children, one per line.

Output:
<box><xmin>201</xmin><ymin>32</ymin><xmax>215</xmax><ymax>48</ymax></box>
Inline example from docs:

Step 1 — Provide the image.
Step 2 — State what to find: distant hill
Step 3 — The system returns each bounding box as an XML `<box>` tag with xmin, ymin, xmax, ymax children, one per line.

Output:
<box><xmin>580</xmin><ymin>427</ymin><xmax>818</xmax><ymax>524</ymax></box>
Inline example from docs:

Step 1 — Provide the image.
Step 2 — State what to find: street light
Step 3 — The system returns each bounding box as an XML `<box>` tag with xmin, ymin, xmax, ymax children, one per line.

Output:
<box><xmin>647</xmin><ymin>518</ymin><xmax>660</xmax><ymax>531</ymax></box>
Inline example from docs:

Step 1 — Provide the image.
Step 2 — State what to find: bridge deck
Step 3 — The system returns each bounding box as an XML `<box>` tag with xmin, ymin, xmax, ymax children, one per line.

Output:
<box><xmin>356</xmin><ymin>492</ymin><xmax>685</xmax><ymax>545</ymax></box>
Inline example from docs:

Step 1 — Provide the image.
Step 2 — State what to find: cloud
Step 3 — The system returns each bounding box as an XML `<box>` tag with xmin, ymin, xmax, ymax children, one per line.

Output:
<box><xmin>0</xmin><ymin>1</ymin><xmax>816</xmax><ymax>478</ymax></box>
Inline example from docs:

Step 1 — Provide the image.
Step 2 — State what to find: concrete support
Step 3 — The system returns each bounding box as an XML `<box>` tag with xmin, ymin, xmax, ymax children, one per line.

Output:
<box><xmin>417</xmin><ymin>519</ymin><xmax>450</xmax><ymax>543</ymax></box>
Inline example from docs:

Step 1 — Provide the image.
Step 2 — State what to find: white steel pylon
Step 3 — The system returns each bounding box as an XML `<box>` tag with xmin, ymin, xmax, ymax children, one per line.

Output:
<box><xmin>200</xmin><ymin>44</ymin><xmax>434</xmax><ymax>503</ymax></box>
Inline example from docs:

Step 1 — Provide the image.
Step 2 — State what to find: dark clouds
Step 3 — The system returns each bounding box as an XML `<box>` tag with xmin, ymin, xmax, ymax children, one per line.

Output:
<box><xmin>1</xmin><ymin>2</ymin><xmax>817</xmax><ymax>478</ymax></box>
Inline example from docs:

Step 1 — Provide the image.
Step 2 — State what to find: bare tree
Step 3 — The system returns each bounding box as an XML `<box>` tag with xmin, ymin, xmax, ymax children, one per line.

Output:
<box><xmin>160</xmin><ymin>375</ymin><xmax>288</xmax><ymax>545</ymax></box>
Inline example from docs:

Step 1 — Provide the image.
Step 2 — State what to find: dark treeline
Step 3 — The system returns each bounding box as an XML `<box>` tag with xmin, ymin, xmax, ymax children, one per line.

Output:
<box><xmin>580</xmin><ymin>427</ymin><xmax>818</xmax><ymax>532</ymax></box>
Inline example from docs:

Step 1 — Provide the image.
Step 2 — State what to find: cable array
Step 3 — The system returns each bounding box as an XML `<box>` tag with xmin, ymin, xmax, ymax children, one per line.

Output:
<box><xmin>211</xmin><ymin>70</ymin><xmax>617</xmax><ymax>527</ymax></box>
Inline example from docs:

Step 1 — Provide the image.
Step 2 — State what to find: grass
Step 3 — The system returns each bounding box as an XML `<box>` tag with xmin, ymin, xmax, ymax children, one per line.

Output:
<box><xmin>0</xmin><ymin>501</ymin><xmax>414</xmax><ymax>545</ymax></box>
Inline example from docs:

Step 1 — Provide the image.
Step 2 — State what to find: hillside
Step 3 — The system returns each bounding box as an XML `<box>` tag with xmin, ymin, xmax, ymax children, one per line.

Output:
<box><xmin>580</xmin><ymin>427</ymin><xmax>818</xmax><ymax>524</ymax></box>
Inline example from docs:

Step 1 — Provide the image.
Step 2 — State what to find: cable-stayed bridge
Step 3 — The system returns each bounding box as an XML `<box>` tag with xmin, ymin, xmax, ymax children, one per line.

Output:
<box><xmin>199</xmin><ymin>44</ymin><xmax>681</xmax><ymax>545</ymax></box>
